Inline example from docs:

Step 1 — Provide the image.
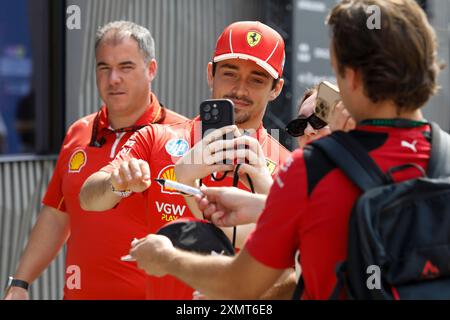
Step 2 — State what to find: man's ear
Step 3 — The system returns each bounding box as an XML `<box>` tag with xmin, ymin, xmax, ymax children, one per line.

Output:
<box><xmin>206</xmin><ymin>62</ymin><xmax>214</xmax><ymax>89</ymax></box>
<box><xmin>147</xmin><ymin>59</ymin><xmax>158</xmax><ymax>82</ymax></box>
<box><xmin>345</xmin><ymin>67</ymin><xmax>361</xmax><ymax>91</ymax></box>
<box><xmin>268</xmin><ymin>78</ymin><xmax>284</xmax><ymax>101</ymax></box>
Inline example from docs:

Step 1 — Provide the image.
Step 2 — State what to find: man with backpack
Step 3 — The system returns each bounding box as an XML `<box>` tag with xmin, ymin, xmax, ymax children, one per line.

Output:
<box><xmin>127</xmin><ymin>0</ymin><xmax>448</xmax><ymax>299</ymax></box>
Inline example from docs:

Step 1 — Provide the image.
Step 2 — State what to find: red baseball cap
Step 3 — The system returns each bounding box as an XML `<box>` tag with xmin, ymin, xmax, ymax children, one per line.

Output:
<box><xmin>213</xmin><ymin>21</ymin><xmax>285</xmax><ymax>79</ymax></box>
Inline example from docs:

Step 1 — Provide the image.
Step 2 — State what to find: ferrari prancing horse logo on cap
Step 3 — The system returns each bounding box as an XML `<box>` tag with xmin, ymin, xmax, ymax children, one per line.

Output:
<box><xmin>247</xmin><ymin>31</ymin><xmax>262</xmax><ymax>47</ymax></box>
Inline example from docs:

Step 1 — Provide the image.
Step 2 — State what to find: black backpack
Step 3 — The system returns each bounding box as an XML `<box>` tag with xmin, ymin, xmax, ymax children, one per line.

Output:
<box><xmin>293</xmin><ymin>122</ymin><xmax>450</xmax><ymax>300</ymax></box>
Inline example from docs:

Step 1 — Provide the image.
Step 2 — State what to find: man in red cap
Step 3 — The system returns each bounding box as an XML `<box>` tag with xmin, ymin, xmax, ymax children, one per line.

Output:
<box><xmin>214</xmin><ymin>21</ymin><xmax>285</xmax><ymax>80</ymax></box>
<box><xmin>209</xmin><ymin>21</ymin><xmax>285</xmax><ymax>129</ymax></box>
<box><xmin>80</xmin><ymin>21</ymin><xmax>292</xmax><ymax>299</ymax></box>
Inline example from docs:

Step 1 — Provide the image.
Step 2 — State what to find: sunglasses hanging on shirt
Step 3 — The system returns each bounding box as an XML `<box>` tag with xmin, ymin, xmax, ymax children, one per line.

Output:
<box><xmin>88</xmin><ymin>110</ymin><xmax>148</xmax><ymax>148</ymax></box>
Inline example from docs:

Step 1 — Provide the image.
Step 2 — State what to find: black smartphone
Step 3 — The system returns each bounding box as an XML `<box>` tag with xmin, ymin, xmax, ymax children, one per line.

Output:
<box><xmin>200</xmin><ymin>99</ymin><xmax>235</xmax><ymax>165</ymax></box>
<box><xmin>200</xmin><ymin>99</ymin><xmax>235</xmax><ymax>138</ymax></box>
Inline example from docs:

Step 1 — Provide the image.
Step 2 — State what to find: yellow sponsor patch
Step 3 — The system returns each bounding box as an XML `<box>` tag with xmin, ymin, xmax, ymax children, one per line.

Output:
<box><xmin>157</xmin><ymin>165</ymin><xmax>180</xmax><ymax>195</ymax></box>
<box><xmin>68</xmin><ymin>150</ymin><xmax>87</xmax><ymax>173</ymax></box>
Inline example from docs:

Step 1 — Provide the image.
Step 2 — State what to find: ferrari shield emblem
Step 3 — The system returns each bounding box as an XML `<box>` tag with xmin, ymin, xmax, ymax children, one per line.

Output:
<box><xmin>265</xmin><ymin>158</ymin><xmax>277</xmax><ymax>175</ymax></box>
<box><xmin>247</xmin><ymin>31</ymin><xmax>262</xmax><ymax>47</ymax></box>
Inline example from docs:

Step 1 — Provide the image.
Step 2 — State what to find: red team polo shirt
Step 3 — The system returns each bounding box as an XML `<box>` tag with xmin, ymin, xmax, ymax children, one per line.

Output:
<box><xmin>102</xmin><ymin>117</ymin><xmax>291</xmax><ymax>299</ymax></box>
<box><xmin>43</xmin><ymin>93</ymin><xmax>187</xmax><ymax>299</ymax></box>
<box><xmin>245</xmin><ymin>124</ymin><xmax>432</xmax><ymax>300</ymax></box>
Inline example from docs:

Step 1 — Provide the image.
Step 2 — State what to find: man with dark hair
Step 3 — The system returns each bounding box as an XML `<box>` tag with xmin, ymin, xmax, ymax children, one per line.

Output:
<box><xmin>126</xmin><ymin>0</ymin><xmax>443</xmax><ymax>299</ymax></box>
<box><xmin>4</xmin><ymin>21</ymin><xmax>187</xmax><ymax>300</ymax></box>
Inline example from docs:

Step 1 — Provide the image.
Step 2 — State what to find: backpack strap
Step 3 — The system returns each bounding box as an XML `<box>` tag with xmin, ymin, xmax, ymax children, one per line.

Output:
<box><xmin>428</xmin><ymin>122</ymin><xmax>450</xmax><ymax>178</ymax></box>
<box><xmin>311</xmin><ymin>131</ymin><xmax>388</xmax><ymax>192</ymax></box>
<box><xmin>291</xmin><ymin>276</ymin><xmax>304</xmax><ymax>300</ymax></box>
<box><xmin>328</xmin><ymin>262</ymin><xmax>347</xmax><ymax>300</ymax></box>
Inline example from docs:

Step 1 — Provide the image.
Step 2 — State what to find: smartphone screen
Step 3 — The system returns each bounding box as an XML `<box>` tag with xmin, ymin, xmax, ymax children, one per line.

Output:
<box><xmin>314</xmin><ymin>81</ymin><xmax>341</xmax><ymax>123</ymax></box>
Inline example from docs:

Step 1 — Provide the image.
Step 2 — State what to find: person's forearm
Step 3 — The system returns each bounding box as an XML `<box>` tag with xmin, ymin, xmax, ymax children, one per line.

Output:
<box><xmin>79</xmin><ymin>172</ymin><xmax>122</xmax><ymax>211</ymax></box>
<box><xmin>166</xmin><ymin>250</ymin><xmax>245</xmax><ymax>299</ymax></box>
<box><xmin>133</xmin><ymin>236</ymin><xmax>283</xmax><ymax>299</ymax></box>
<box><xmin>163</xmin><ymin>249</ymin><xmax>279</xmax><ymax>300</ymax></box>
<box><xmin>14</xmin><ymin>207</ymin><xmax>70</xmax><ymax>283</ymax></box>
<box><xmin>259</xmin><ymin>269</ymin><xmax>297</xmax><ymax>300</ymax></box>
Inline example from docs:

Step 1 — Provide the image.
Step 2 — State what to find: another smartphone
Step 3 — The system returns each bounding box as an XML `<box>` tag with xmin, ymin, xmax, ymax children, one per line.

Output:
<box><xmin>314</xmin><ymin>81</ymin><xmax>341</xmax><ymax>123</ymax></box>
<box><xmin>200</xmin><ymin>99</ymin><xmax>235</xmax><ymax>138</ymax></box>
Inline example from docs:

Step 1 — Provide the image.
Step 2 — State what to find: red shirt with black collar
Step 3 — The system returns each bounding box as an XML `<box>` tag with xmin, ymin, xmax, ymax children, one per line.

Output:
<box><xmin>43</xmin><ymin>93</ymin><xmax>187</xmax><ymax>299</ymax></box>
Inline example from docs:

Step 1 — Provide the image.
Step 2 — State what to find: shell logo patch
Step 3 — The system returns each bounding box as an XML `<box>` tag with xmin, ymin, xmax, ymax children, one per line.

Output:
<box><xmin>247</xmin><ymin>31</ymin><xmax>262</xmax><ymax>47</ymax></box>
<box><xmin>157</xmin><ymin>165</ymin><xmax>180</xmax><ymax>195</ymax></box>
<box><xmin>265</xmin><ymin>158</ymin><xmax>277</xmax><ymax>176</ymax></box>
<box><xmin>165</xmin><ymin>138</ymin><xmax>190</xmax><ymax>157</ymax></box>
<box><xmin>69</xmin><ymin>150</ymin><xmax>87</xmax><ymax>173</ymax></box>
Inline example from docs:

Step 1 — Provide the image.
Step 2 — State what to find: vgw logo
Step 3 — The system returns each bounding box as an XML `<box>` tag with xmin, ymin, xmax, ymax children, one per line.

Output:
<box><xmin>155</xmin><ymin>201</ymin><xmax>186</xmax><ymax>222</ymax></box>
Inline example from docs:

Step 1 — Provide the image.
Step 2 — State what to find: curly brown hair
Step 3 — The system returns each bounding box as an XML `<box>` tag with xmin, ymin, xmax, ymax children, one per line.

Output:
<box><xmin>327</xmin><ymin>0</ymin><xmax>441</xmax><ymax>112</ymax></box>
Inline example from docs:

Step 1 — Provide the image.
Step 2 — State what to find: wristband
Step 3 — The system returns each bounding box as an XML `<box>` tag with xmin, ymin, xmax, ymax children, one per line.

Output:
<box><xmin>111</xmin><ymin>184</ymin><xmax>133</xmax><ymax>198</ymax></box>
<box><xmin>5</xmin><ymin>277</ymin><xmax>29</xmax><ymax>292</ymax></box>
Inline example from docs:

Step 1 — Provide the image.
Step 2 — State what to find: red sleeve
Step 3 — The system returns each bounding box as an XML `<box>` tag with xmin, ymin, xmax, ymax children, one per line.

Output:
<box><xmin>100</xmin><ymin>126</ymin><xmax>156</xmax><ymax>174</ymax></box>
<box><xmin>245</xmin><ymin>149</ymin><xmax>307</xmax><ymax>269</ymax></box>
<box><xmin>42</xmin><ymin>130</ymin><xmax>75</xmax><ymax>212</ymax></box>
<box><xmin>42</xmin><ymin>152</ymin><xmax>67</xmax><ymax>212</ymax></box>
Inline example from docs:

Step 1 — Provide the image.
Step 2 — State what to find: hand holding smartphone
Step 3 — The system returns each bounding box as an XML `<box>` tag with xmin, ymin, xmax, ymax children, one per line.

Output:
<box><xmin>314</xmin><ymin>81</ymin><xmax>341</xmax><ymax>123</ymax></box>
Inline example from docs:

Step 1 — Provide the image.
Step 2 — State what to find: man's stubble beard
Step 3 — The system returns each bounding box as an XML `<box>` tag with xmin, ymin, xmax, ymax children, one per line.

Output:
<box><xmin>234</xmin><ymin>109</ymin><xmax>251</xmax><ymax>125</ymax></box>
